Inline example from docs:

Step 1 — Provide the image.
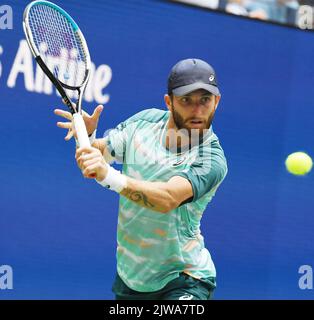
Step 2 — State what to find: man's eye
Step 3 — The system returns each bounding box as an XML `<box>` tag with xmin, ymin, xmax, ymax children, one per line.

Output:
<box><xmin>180</xmin><ymin>97</ymin><xmax>189</xmax><ymax>103</ymax></box>
<box><xmin>201</xmin><ymin>97</ymin><xmax>210</xmax><ymax>103</ymax></box>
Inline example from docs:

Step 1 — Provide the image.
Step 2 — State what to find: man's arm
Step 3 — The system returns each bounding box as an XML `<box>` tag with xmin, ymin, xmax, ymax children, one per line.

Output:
<box><xmin>120</xmin><ymin>175</ymin><xmax>193</xmax><ymax>213</ymax></box>
<box><xmin>75</xmin><ymin>146</ymin><xmax>193</xmax><ymax>213</ymax></box>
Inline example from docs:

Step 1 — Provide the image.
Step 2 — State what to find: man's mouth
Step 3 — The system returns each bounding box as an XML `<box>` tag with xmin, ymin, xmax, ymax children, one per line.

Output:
<box><xmin>189</xmin><ymin>119</ymin><xmax>203</xmax><ymax>125</ymax></box>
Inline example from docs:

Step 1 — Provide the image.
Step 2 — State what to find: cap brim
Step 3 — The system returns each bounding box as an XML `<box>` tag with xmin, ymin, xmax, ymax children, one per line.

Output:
<box><xmin>172</xmin><ymin>83</ymin><xmax>220</xmax><ymax>96</ymax></box>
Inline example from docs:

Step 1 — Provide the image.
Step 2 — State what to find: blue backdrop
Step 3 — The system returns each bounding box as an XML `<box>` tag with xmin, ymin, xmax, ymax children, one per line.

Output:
<box><xmin>0</xmin><ymin>0</ymin><xmax>313</xmax><ymax>299</ymax></box>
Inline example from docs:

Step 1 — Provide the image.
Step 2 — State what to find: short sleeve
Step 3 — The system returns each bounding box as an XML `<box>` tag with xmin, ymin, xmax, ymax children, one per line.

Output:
<box><xmin>104</xmin><ymin>121</ymin><xmax>135</xmax><ymax>163</ymax></box>
<box><xmin>104</xmin><ymin>108</ymin><xmax>168</xmax><ymax>163</ymax></box>
<box><xmin>175</xmin><ymin>141</ymin><xmax>228</xmax><ymax>202</ymax></box>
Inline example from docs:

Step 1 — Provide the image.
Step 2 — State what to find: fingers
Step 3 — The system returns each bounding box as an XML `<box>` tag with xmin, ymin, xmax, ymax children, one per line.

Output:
<box><xmin>76</xmin><ymin>153</ymin><xmax>102</xmax><ymax>169</ymax></box>
<box><xmin>54</xmin><ymin>109</ymin><xmax>72</xmax><ymax>120</ymax></box>
<box><xmin>78</xmin><ymin>152</ymin><xmax>100</xmax><ymax>161</ymax></box>
<box><xmin>64</xmin><ymin>130</ymin><xmax>74</xmax><ymax>141</ymax></box>
<box><xmin>80</xmin><ymin>158</ymin><xmax>100</xmax><ymax>170</ymax></box>
<box><xmin>75</xmin><ymin>147</ymin><xmax>94</xmax><ymax>158</ymax></box>
<box><xmin>75</xmin><ymin>147</ymin><xmax>100</xmax><ymax>167</ymax></box>
<box><xmin>92</xmin><ymin>104</ymin><xmax>104</xmax><ymax>118</ymax></box>
<box><xmin>54</xmin><ymin>106</ymin><xmax>103</xmax><ymax>122</ymax></box>
<box><xmin>75</xmin><ymin>145</ymin><xmax>106</xmax><ymax>179</ymax></box>
<box><xmin>83</xmin><ymin>162</ymin><xmax>100</xmax><ymax>177</ymax></box>
<box><xmin>56</xmin><ymin>121</ymin><xmax>74</xmax><ymax>141</ymax></box>
<box><xmin>91</xmin><ymin>105</ymin><xmax>103</xmax><ymax>120</ymax></box>
<box><xmin>76</xmin><ymin>147</ymin><xmax>103</xmax><ymax>175</ymax></box>
<box><xmin>57</xmin><ymin>122</ymin><xmax>72</xmax><ymax>129</ymax></box>
<box><xmin>77</xmin><ymin>153</ymin><xmax>100</xmax><ymax>167</ymax></box>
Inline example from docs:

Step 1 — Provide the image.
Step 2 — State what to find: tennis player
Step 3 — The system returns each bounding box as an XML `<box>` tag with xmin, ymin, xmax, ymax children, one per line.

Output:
<box><xmin>55</xmin><ymin>58</ymin><xmax>228</xmax><ymax>300</ymax></box>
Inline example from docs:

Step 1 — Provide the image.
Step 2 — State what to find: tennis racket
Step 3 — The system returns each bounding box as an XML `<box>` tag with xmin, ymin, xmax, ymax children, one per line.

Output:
<box><xmin>23</xmin><ymin>0</ymin><xmax>91</xmax><ymax>148</ymax></box>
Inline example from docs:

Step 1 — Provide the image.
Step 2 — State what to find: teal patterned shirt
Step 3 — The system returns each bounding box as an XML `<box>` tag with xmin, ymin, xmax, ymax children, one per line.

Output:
<box><xmin>104</xmin><ymin>108</ymin><xmax>227</xmax><ymax>292</ymax></box>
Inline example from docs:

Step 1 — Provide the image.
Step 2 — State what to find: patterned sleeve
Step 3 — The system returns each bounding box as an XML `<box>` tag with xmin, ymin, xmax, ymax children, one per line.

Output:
<box><xmin>175</xmin><ymin>141</ymin><xmax>228</xmax><ymax>202</ymax></box>
<box><xmin>103</xmin><ymin>108</ymin><xmax>166</xmax><ymax>163</ymax></box>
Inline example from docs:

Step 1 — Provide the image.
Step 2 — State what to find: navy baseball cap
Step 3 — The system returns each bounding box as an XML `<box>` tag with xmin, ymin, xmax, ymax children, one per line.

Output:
<box><xmin>168</xmin><ymin>58</ymin><xmax>220</xmax><ymax>96</ymax></box>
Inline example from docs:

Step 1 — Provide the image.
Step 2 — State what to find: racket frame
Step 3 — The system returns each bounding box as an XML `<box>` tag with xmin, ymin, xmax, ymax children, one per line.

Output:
<box><xmin>23</xmin><ymin>0</ymin><xmax>92</xmax><ymax>147</ymax></box>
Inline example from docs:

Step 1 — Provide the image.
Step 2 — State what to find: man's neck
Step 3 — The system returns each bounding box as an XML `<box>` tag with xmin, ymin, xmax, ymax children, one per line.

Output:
<box><xmin>165</xmin><ymin>116</ymin><xmax>194</xmax><ymax>152</ymax></box>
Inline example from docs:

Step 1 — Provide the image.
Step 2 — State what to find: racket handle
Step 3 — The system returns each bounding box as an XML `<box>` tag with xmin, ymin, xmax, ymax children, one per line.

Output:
<box><xmin>73</xmin><ymin>113</ymin><xmax>91</xmax><ymax>148</ymax></box>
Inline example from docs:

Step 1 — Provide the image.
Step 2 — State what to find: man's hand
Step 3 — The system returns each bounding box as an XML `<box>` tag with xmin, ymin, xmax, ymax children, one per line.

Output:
<box><xmin>54</xmin><ymin>105</ymin><xmax>103</xmax><ymax>141</ymax></box>
<box><xmin>76</xmin><ymin>147</ymin><xmax>108</xmax><ymax>181</ymax></box>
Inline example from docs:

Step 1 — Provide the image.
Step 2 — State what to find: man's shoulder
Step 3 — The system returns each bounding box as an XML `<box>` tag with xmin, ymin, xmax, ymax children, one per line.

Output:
<box><xmin>197</xmin><ymin>132</ymin><xmax>227</xmax><ymax>168</ymax></box>
<box><xmin>201</xmin><ymin>131</ymin><xmax>225</xmax><ymax>154</ymax></box>
<box><xmin>124</xmin><ymin>108</ymin><xmax>168</xmax><ymax>125</ymax></box>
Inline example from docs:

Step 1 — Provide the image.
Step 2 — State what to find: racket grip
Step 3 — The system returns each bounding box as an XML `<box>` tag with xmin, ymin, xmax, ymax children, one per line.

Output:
<box><xmin>73</xmin><ymin>113</ymin><xmax>91</xmax><ymax>148</ymax></box>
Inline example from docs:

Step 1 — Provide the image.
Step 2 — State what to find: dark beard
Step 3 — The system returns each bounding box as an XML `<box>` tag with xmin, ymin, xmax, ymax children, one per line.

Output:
<box><xmin>171</xmin><ymin>104</ymin><xmax>215</xmax><ymax>139</ymax></box>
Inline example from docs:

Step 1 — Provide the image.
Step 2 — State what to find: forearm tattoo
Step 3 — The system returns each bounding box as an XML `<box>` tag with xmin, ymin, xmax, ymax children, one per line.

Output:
<box><xmin>124</xmin><ymin>189</ymin><xmax>155</xmax><ymax>208</ymax></box>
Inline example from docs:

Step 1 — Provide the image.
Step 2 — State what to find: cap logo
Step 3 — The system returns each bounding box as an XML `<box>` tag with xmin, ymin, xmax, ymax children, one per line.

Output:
<box><xmin>209</xmin><ymin>75</ymin><xmax>215</xmax><ymax>82</ymax></box>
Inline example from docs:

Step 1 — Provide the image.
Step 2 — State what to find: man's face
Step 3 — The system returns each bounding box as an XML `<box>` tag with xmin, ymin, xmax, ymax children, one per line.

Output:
<box><xmin>168</xmin><ymin>89</ymin><xmax>220</xmax><ymax>134</ymax></box>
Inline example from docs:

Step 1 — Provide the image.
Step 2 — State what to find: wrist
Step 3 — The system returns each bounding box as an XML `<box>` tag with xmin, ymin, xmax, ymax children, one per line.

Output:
<box><xmin>96</xmin><ymin>164</ymin><xmax>127</xmax><ymax>193</ymax></box>
<box><xmin>96</xmin><ymin>163</ymin><xmax>108</xmax><ymax>182</ymax></box>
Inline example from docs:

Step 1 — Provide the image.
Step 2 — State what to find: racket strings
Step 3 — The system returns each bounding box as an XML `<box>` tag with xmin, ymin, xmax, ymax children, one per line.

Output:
<box><xmin>28</xmin><ymin>4</ymin><xmax>88</xmax><ymax>87</ymax></box>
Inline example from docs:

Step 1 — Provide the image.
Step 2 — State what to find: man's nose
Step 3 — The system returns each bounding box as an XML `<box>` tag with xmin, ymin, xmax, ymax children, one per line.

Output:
<box><xmin>191</xmin><ymin>100</ymin><xmax>203</xmax><ymax>112</ymax></box>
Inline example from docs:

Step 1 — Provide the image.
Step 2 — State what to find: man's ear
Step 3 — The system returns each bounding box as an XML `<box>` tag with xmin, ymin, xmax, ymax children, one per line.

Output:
<box><xmin>164</xmin><ymin>94</ymin><xmax>172</xmax><ymax>111</ymax></box>
<box><xmin>214</xmin><ymin>95</ymin><xmax>221</xmax><ymax>111</ymax></box>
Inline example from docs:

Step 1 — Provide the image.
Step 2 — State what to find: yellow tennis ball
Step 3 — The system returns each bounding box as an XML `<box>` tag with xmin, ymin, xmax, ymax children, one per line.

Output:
<box><xmin>285</xmin><ymin>152</ymin><xmax>313</xmax><ymax>176</ymax></box>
